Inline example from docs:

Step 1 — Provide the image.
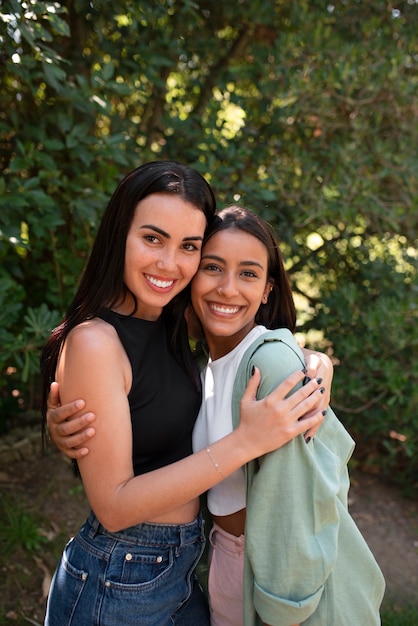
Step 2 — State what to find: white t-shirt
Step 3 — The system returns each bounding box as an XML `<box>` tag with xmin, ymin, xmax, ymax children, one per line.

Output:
<box><xmin>192</xmin><ymin>325</ymin><xmax>267</xmax><ymax>516</ymax></box>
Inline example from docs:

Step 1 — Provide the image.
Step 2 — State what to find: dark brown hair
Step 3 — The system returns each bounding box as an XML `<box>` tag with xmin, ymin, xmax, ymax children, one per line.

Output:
<box><xmin>41</xmin><ymin>161</ymin><xmax>217</xmax><ymax>425</ymax></box>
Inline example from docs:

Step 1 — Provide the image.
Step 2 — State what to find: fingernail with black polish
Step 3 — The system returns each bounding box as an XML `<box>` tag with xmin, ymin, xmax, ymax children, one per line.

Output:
<box><xmin>319</xmin><ymin>387</ymin><xmax>325</xmax><ymax>394</ymax></box>
<box><xmin>322</xmin><ymin>409</ymin><xmax>327</xmax><ymax>416</ymax></box>
<box><xmin>305</xmin><ymin>436</ymin><xmax>312</xmax><ymax>444</ymax></box>
<box><xmin>316</xmin><ymin>377</ymin><xmax>323</xmax><ymax>384</ymax></box>
<box><xmin>251</xmin><ymin>366</ymin><xmax>255</xmax><ymax>376</ymax></box>
<box><xmin>303</xmin><ymin>376</ymin><xmax>311</xmax><ymax>385</ymax></box>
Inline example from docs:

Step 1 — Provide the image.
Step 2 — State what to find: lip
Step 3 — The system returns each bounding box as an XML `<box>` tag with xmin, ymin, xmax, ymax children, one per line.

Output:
<box><xmin>144</xmin><ymin>273</ymin><xmax>177</xmax><ymax>292</ymax></box>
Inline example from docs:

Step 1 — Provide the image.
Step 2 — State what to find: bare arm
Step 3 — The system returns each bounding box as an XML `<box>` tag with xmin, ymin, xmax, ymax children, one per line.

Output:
<box><xmin>47</xmin><ymin>350</ymin><xmax>330</xmax><ymax>458</ymax></box>
<box><xmin>54</xmin><ymin>321</ymin><xmax>325</xmax><ymax>532</ymax></box>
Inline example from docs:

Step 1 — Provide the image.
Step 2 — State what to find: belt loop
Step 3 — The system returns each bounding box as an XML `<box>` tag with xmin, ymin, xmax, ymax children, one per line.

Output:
<box><xmin>209</xmin><ymin>525</ymin><xmax>217</xmax><ymax>548</ymax></box>
<box><xmin>177</xmin><ymin>523</ymin><xmax>185</xmax><ymax>555</ymax></box>
<box><xmin>87</xmin><ymin>511</ymin><xmax>101</xmax><ymax>539</ymax></box>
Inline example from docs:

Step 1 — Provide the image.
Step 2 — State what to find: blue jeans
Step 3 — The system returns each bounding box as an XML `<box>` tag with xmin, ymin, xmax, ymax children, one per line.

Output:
<box><xmin>44</xmin><ymin>510</ymin><xmax>209</xmax><ymax>625</ymax></box>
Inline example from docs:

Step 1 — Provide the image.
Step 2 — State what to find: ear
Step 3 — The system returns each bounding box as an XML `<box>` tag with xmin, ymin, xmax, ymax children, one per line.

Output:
<box><xmin>264</xmin><ymin>280</ymin><xmax>274</xmax><ymax>298</ymax></box>
<box><xmin>262</xmin><ymin>280</ymin><xmax>274</xmax><ymax>304</ymax></box>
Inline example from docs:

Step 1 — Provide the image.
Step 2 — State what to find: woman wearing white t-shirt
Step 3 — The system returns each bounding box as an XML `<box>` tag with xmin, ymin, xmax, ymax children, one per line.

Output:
<box><xmin>191</xmin><ymin>206</ymin><xmax>385</xmax><ymax>626</ymax></box>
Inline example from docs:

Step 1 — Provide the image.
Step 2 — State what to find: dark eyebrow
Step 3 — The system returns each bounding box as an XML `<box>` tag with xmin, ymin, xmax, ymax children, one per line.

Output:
<box><xmin>201</xmin><ymin>253</ymin><xmax>264</xmax><ymax>270</ymax></box>
<box><xmin>140</xmin><ymin>224</ymin><xmax>203</xmax><ymax>242</ymax></box>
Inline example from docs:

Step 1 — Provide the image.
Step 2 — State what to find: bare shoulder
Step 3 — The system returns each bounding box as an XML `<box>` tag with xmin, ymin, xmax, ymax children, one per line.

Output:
<box><xmin>60</xmin><ymin>318</ymin><xmax>127</xmax><ymax>373</ymax></box>
<box><xmin>56</xmin><ymin>318</ymin><xmax>132</xmax><ymax>400</ymax></box>
<box><xmin>65</xmin><ymin>318</ymin><xmax>121</xmax><ymax>353</ymax></box>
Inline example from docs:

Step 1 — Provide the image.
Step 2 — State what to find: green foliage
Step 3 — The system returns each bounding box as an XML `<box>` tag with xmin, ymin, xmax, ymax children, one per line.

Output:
<box><xmin>382</xmin><ymin>605</ymin><xmax>418</xmax><ymax>626</ymax></box>
<box><xmin>0</xmin><ymin>496</ymin><xmax>47</xmax><ymax>556</ymax></box>
<box><xmin>300</xmin><ymin>237</ymin><xmax>418</xmax><ymax>493</ymax></box>
<box><xmin>0</xmin><ymin>1</ymin><xmax>417</xmax><ymax>490</ymax></box>
<box><xmin>0</xmin><ymin>297</ymin><xmax>62</xmax><ymax>425</ymax></box>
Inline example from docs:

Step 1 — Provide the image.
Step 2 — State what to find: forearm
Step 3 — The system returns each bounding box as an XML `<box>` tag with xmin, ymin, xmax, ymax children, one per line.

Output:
<box><xmin>81</xmin><ymin>371</ymin><xmax>325</xmax><ymax>531</ymax></box>
<box><xmin>81</xmin><ymin>427</ymin><xmax>253</xmax><ymax>531</ymax></box>
<box><xmin>52</xmin><ymin>361</ymin><xmax>325</xmax><ymax>530</ymax></box>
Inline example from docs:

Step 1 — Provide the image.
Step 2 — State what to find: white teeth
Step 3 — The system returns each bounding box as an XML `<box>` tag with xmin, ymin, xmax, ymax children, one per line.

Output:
<box><xmin>146</xmin><ymin>275</ymin><xmax>174</xmax><ymax>288</ymax></box>
<box><xmin>210</xmin><ymin>304</ymin><xmax>240</xmax><ymax>314</ymax></box>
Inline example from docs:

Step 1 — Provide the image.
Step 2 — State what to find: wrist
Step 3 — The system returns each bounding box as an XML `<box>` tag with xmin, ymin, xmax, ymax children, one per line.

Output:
<box><xmin>231</xmin><ymin>423</ymin><xmax>260</xmax><ymax>464</ymax></box>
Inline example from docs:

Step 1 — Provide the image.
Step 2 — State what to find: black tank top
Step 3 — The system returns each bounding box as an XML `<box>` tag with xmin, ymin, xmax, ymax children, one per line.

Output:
<box><xmin>99</xmin><ymin>309</ymin><xmax>201</xmax><ymax>475</ymax></box>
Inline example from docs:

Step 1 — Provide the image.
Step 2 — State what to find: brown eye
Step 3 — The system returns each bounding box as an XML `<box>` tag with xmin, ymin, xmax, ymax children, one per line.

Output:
<box><xmin>183</xmin><ymin>243</ymin><xmax>199</xmax><ymax>252</ymax></box>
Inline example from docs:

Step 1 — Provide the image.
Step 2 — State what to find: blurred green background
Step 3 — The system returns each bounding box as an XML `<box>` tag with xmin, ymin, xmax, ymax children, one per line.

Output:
<box><xmin>0</xmin><ymin>0</ymin><xmax>417</xmax><ymax>491</ymax></box>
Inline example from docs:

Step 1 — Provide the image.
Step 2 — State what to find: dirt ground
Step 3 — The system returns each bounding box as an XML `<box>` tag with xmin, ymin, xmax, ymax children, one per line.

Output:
<box><xmin>0</xmin><ymin>447</ymin><xmax>417</xmax><ymax>624</ymax></box>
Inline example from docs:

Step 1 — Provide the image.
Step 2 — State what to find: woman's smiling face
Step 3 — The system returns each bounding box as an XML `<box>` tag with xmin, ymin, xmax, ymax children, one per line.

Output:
<box><xmin>191</xmin><ymin>228</ymin><xmax>273</xmax><ymax>359</ymax></box>
<box><xmin>119</xmin><ymin>193</ymin><xmax>206</xmax><ymax>320</ymax></box>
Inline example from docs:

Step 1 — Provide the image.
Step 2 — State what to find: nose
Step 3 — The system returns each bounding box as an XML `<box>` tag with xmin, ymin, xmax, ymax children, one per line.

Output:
<box><xmin>218</xmin><ymin>273</ymin><xmax>239</xmax><ymax>297</ymax></box>
<box><xmin>157</xmin><ymin>248</ymin><xmax>178</xmax><ymax>272</ymax></box>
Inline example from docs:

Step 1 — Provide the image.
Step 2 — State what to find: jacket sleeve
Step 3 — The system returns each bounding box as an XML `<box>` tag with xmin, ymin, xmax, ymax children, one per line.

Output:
<box><xmin>240</xmin><ymin>336</ymin><xmax>354</xmax><ymax>626</ymax></box>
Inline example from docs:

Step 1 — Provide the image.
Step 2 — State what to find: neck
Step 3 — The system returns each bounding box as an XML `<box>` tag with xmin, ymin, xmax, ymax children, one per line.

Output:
<box><xmin>206</xmin><ymin>324</ymin><xmax>258</xmax><ymax>361</ymax></box>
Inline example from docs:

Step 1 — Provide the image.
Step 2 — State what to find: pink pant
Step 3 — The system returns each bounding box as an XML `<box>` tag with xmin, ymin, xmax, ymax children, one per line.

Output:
<box><xmin>208</xmin><ymin>522</ymin><xmax>245</xmax><ymax>626</ymax></box>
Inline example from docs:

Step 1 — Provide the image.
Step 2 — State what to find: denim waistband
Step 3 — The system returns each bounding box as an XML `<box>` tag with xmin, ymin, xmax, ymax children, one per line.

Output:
<box><xmin>84</xmin><ymin>510</ymin><xmax>204</xmax><ymax>547</ymax></box>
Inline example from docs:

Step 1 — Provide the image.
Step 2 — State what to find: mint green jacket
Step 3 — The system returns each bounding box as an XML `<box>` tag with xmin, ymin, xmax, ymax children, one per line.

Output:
<box><xmin>232</xmin><ymin>329</ymin><xmax>385</xmax><ymax>626</ymax></box>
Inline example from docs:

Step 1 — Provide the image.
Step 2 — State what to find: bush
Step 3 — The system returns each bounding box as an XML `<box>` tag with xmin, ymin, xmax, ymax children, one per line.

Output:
<box><xmin>0</xmin><ymin>1</ymin><xmax>417</xmax><ymax>494</ymax></box>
